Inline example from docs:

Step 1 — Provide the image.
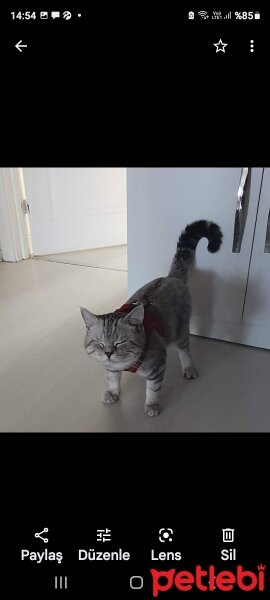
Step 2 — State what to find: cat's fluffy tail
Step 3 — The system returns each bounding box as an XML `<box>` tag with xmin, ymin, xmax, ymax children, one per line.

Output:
<box><xmin>168</xmin><ymin>220</ymin><xmax>223</xmax><ymax>282</ymax></box>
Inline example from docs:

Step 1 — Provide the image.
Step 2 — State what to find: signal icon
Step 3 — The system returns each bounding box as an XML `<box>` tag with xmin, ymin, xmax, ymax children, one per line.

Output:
<box><xmin>198</xmin><ymin>11</ymin><xmax>209</xmax><ymax>19</ymax></box>
<box><xmin>224</xmin><ymin>11</ymin><xmax>231</xmax><ymax>19</ymax></box>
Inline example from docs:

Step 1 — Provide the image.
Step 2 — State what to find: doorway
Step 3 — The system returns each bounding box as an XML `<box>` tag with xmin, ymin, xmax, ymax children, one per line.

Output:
<box><xmin>0</xmin><ymin>168</ymin><xmax>127</xmax><ymax>264</ymax></box>
<box><xmin>23</xmin><ymin>167</ymin><xmax>127</xmax><ymax>258</ymax></box>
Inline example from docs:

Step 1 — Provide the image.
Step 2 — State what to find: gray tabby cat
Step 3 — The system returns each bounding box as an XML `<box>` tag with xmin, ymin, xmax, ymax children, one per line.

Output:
<box><xmin>80</xmin><ymin>220</ymin><xmax>222</xmax><ymax>416</ymax></box>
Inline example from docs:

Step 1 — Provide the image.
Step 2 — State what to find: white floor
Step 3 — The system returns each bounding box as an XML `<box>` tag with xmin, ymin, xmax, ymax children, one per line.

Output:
<box><xmin>1</xmin><ymin>247</ymin><xmax>270</xmax><ymax>432</ymax></box>
<box><xmin>34</xmin><ymin>245</ymin><xmax>127</xmax><ymax>271</ymax></box>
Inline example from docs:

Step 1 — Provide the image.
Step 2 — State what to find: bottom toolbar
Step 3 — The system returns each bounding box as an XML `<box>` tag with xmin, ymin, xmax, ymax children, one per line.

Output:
<box><xmin>4</xmin><ymin>525</ymin><xmax>269</xmax><ymax>596</ymax></box>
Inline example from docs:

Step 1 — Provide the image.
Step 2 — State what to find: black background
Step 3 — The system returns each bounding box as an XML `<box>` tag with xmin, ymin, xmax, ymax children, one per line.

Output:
<box><xmin>2</xmin><ymin>434</ymin><xmax>269</xmax><ymax>596</ymax></box>
<box><xmin>1</xmin><ymin>4</ymin><xmax>268</xmax><ymax>165</ymax></box>
<box><xmin>1</xmin><ymin>3</ymin><xmax>270</xmax><ymax>598</ymax></box>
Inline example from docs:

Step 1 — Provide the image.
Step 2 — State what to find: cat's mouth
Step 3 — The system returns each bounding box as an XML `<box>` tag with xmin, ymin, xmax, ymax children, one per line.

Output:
<box><xmin>104</xmin><ymin>354</ymin><xmax>129</xmax><ymax>364</ymax></box>
<box><xmin>103</xmin><ymin>355</ymin><xmax>115</xmax><ymax>363</ymax></box>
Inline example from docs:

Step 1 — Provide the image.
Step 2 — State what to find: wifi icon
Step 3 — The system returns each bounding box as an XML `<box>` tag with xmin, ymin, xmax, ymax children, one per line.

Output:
<box><xmin>198</xmin><ymin>11</ymin><xmax>209</xmax><ymax>19</ymax></box>
<box><xmin>63</xmin><ymin>10</ymin><xmax>72</xmax><ymax>20</ymax></box>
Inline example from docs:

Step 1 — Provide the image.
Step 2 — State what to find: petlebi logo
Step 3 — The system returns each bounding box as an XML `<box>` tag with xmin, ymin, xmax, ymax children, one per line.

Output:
<box><xmin>151</xmin><ymin>564</ymin><xmax>266</xmax><ymax>596</ymax></box>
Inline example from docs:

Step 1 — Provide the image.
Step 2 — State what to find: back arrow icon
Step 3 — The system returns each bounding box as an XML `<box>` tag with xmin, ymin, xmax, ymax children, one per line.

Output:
<box><xmin>15</xmin><ymin>40</ymin><xmax>27</xmax><ymax>52</ymax></box>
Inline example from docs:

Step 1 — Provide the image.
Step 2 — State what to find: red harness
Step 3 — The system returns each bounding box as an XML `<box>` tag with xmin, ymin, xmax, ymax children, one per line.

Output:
<box><xmin>115</xmin><ymin>302</ymin><xmax>164</xmax><ymax>373</ymax></box>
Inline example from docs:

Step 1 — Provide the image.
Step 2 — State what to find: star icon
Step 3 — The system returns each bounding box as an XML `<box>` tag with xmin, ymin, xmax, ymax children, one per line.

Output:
<box><xmin>213</xmin><ymin>39</ymin><xmax>228</xmax><ymax>53</ymax></box>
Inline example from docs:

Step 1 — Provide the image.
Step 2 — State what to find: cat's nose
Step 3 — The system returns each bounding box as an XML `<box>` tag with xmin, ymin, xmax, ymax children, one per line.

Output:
<box><xmin>105</xmin><ymin>350</ymin><xmax>113</xmax><ymax>358</ymax></box>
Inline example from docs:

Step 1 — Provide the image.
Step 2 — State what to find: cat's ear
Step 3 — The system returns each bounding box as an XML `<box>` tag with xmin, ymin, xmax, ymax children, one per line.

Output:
<box><xmin>123</xmin><ymin>304</ymin><xmax>144</xmax><ymax>326</ymax></box>
<box><xmin>80</xmin><ymin>307</ymin><xmax>99</xmax><ymax>328</ymax></box>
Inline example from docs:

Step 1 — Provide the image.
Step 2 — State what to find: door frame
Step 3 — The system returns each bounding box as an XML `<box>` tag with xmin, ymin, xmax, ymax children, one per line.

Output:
<box><xmin>0</xmin><ymin>168</ymin><xmax>29</xmax><ymax>261</ymax></box>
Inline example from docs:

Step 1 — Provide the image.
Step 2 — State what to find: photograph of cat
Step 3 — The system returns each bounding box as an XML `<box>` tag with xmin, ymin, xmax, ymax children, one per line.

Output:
<box><xmin>81</xmin><ymin>220</ymin><xmax>223</xmax><ymax>416</ymax></box>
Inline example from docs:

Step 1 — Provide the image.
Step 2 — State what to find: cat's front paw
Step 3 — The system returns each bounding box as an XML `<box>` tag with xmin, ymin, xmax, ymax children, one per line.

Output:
<box><xmin>144</xmin><ymin>403</ymin><xmax>160</xmax><ymax>417</ymax></box>
<box><xmin>182</xmin><ymin>366</ymin><xmax>198</xmax><ymax>379</ymax></box>
<box><xmin>102</xmin><ymin>391</ymin><xmax>120</xmax><ymax>404</ymax></box>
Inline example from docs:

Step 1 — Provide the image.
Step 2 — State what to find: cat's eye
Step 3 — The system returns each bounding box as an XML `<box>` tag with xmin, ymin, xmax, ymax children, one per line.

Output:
<box><xmin>93</xmin><ymin>341</ymin><xmax>104</xmax><ymax>348</ymax></box>
<box><xmin>115</xmin><ymin>340</ymin><xmax>127</xmax><ymax>347</ymax></box>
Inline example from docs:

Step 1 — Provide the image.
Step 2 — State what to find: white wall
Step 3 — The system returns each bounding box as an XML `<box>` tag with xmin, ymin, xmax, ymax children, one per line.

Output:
<box><xmin>0</xmin><ymin>171</ymin><xmax>14</xmax><ymax>260</ymax></box>
<box><xmin>0</xmin><ymin>168</ymin><xmax>29</xmax><ymax>261</ymax></box>
<box><xmin>23</xmin><ymin>168</ymin><xmax>127</xmax><ymax>255</ymax></box>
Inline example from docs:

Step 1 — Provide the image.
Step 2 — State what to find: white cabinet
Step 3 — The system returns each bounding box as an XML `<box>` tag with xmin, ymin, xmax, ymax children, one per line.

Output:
<box><xmin>127</xmin><ymin>168</ymin><xmax>268</xmax><ymax>349</ymax></box>
<box><xmin>241</xmin><ymin>168</ymin><xmax>270</xmax><ymax>348</ymax></box>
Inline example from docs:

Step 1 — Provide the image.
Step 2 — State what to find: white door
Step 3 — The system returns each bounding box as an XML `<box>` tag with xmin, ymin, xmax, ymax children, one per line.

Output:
<box><xmin>127</xmin><ymin>168</ymin><xmax>263</xmax><ymax>344</ymax></box>
<box><xmin>23</xmin><ymin>168</ymin><xmax>127</xmax><ymax>255</ymax></box>
<box><xmin>242</xmin><ymin>168</ymin><xmax>270</xmax><ymax>349</ymax></box>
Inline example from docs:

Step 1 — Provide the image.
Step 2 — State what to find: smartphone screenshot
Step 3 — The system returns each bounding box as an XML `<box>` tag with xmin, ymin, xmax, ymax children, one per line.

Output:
<box><xmin>0</xmin><ymin>5</ymin><xmax>269</xmax><ymax>597</ymax></box>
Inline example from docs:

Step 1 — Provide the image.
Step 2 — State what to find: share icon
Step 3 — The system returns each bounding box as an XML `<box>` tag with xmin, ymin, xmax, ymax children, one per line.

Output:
<box><xmin>35</xmin><ymin>527</ymin><xmax>49</xmax><ymax>543</ymax></box>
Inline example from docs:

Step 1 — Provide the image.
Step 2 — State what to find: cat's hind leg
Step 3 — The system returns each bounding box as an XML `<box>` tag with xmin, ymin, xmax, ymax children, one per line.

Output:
<box><xmin>103</xmin><ymin>370</ymin><xmax>122</xmax><ymax>404</ymax></box>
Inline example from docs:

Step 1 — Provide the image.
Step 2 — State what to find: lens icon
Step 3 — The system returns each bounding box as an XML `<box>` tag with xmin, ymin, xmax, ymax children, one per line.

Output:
<box><xmin>159</xmin><ymin>528</ymin><xmax>173</xmax><ymax>542</ymax></box>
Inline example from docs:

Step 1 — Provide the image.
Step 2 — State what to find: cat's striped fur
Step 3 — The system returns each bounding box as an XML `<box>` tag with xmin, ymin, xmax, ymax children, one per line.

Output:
<box><xmin>81</xmin><ymin>220</ymin><xmax>222</xmax><ymax>416</ymax></box>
